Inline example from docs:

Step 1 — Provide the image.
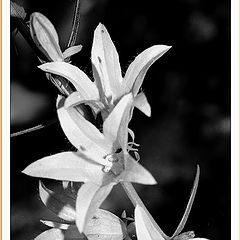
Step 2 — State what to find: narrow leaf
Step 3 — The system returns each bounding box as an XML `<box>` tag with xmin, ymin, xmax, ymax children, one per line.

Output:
<box><xmin>76</xmin><ymin>182</ymin><xmax>115</xmax><ymax>233</ymax></box>
<box><xmin>171</xmin><ymin>165</ymin><xmax>200</xmax><ymax>238</ymax></box>
<box><xmin>10</xmin><ymin>1</ymin><xmax>26</xmax><ymax>19</ymax></box>
<box><xmin>39</xmin><ymin>62</ymin><xmax>99</xmax><ymax>100</ymax></box>
<box><xmin>40</xmin><ymin>220</ymin><xmax>71</xmax><ymax>230</ymax></box>
<box><xmin>124</xmin><ymin>45</ymin><xmax>171</xmax><ymax>96</ymax></box>
<box><xmin>135</xmin><ymin>205</ymin><xmax>165</xmax><ymax>240</ymax></box>
<box><xmin>22</xmin><ymin>152</ymin><xmax>107</xmax><ymax>185</ymax></box>
<box><xmin>134</xmin><ymin>92</ymin><xmax>151</xmax><ymax>117</ymax></box>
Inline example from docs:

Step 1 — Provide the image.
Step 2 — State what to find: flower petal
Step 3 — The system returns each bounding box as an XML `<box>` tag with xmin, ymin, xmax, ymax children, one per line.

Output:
<box><xmin>103</xmin><ymin>93</ymin><xmax>133</xmax><ymax>152</ymax></box>
<box><xmin>65</xmin><ymin>92</ymin><xmax>104</xmax><ymax>114</ymax></box>
<box><xmin>57</xmin><ymin>96</ymin><xmax>113</xmax><ymax>166</ymax></box>
<box><xmin>124</xmin><ymin>45</ymin><xmax>172</xmax><ymax>96</ymax></box>
<box><xmin>134</xmin><ymin>92</ymin><xmax>151</xmax><ymax>117</ymax></box>
<box><xmin>118</xmin><ymin>155</ymin><xmax>157</xmax><ymax>185</ymax></box>
<box><xmin>22</xmin><ymin>151</ymin><xmax>107</xmax><ymax>184</ymax></box>
<box><xmin>63</xmin><ymin>45</ymin><xmax>82</xmax><ymax>59</ymax></box>
<box><xmin>39</xmin><ymin>62</ymin><xmax>99</xmax><ymax>101</ymax></box>
<box><xmin>40</xmin><ymin>220</ymin><xmax>71</xmax><ymax>230</ymax></box>
<box><xmin>91</xmin><ymin>23</ymin><xmax>123</xmax><ymax>101</ymax></box>
<box><xmin>135</xmin><ymin>205</ymin><xmax>165</xmax><ymax>240</ymax></box>
<box><xmin>39</xmin><ymin>181</ymin><xmax>76</xmax><ymax>222</ymax></box>
<box><xmin>76</xmin><ymin>182</ymin><xmax>115</xmax><ymax>233</ymax></box>
<box><xmin>30</xmin><ymin>12</ymin><xmax>64</xmax><ymax>61</ymax></box>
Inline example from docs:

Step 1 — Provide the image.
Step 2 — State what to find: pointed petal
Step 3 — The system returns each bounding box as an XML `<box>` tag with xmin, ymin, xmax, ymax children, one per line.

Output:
<box><xmin>39</xmin><ymin>62</ymin><xmax>99</xmax><ymax>100</ymax></box>
<box><xmin>63</xmin><ymin>45</ymin><xmax>82</xmax><ymax>59</ymax></box>
<box><xmin>39</xmin><ymin>181</ymin><xmax>76</xmax><ymax>221</ymax></box>
<box><xmin>22</xmin><ymin>152</ymin><xmax>106</xmax><ymax>184</ymax></box>
<box><xmin>30</xmin><ymin>12</ymin><xmax>64</xmax><ymax>61</ymax></box>
<box><xmin>118</xmin><ymin>155</ymin><xmax>157</xmax><ymax>185</ymax></box>
<box><xmin>134</xmin><ymin>92</ymin><xmax>151</xmax><ymax>117</ymax></box>
<box><xmin>91</xmin><ymin>23</ymin><xmax>123</xmax><ymax>101</ymax></box>
<box><xmin>103</xmin><ymin>93</ymin><xmax>133</xmax><ymax>152</ymax></box>
<box><xmin>124</xmin><ymin>45</ymin><xmax>172</xmax><ymax>96</ymax></box>
<box><xmin>135</xmin><ymin>205</ymin><xmax>165</xmax><ymax>240</ymax></box>
<box><xmin>57</xmin><ymin>96</ymin><xmax>113</xmax><ymax>166</ymax></box>
<box><xmin>76</xmin><ymin>182</ymin><xmax>115</xmax><ymax>233</ymax></box>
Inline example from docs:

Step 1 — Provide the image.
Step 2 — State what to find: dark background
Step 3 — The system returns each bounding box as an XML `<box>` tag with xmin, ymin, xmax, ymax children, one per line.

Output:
<box><xmin>10</xmin><ymin>0</ymin><xmax>230</xmax><ymax>239</ymax></box>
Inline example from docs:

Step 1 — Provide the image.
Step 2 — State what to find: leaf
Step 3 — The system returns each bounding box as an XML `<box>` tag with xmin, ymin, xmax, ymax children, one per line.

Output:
<box><xmin>57</xmin><ymin>96</ymin><xmax>113</xmax><ymax>167</ymax></box>
<box><xmin>124</xmin><ymin>45</ymin><xmax>171</xmax><ymax>96</ymax></box>
<box><xmin>76</xmin><ymin>182</ymin><xmax>115</xmax><ymax>233</ymax></box>
<box><xmin>40</xmin><ymin>220</ymin><xmax>71</xmax><ymax>230</ymax></box>
<box><xmin>39</xmin><ymin>181</ymin><xmax>76</xmax><ymax>221</ymax></box>
<box><xmin>103</xmin><ymin>93</ymin><xmax>133</xmax><ymax>152</ymax></box>
<box><xmin>30</xmin><ymin>12</ymin><xmax>64</xmax><ymax>61</ymax></box>
<box><xmin>34</xmin><ymin>228</ymin><xmax>86</xmax><ymax>240</ymax></box>
<box><xmin>91</xmin><ymin>23</ymin><xmax>123</xmax><ymax>101</ymax></box>
<box><xmin>135</xmin><ymin>205</ymin><xmax>165</xmax><ymax>240</ymax></box>
<box><xmin>63</xmin><ymin>45</ymin><xmax>82</xmax><ymax>59</ymax></box>
<box><xmin>22</xmin><ymin>152</ymin><xmax>108</xmax><ymax>185</ymax></box>
<box><xmin>39</xmin><ymin>62</ymin><xmax>99</xmax><ymax>100</ymax></box>
<box><xmin>118</xmin><ymin>154</ymin><xmax>157</xmax><ymax>185</ymax></box>
<box><xmin>134</xmin><ymin>92</ymin><xmax>151</xmax><ymax>117</ymax></box>
<box><xmin>171</xmin><ymin>165</ymin><xmax>200</xmax><ymax>238</ymax></box>
<box><xmin>10</xmin><ymin>1</ymin><xmax>26</xmax><ymax>19</ymax></box>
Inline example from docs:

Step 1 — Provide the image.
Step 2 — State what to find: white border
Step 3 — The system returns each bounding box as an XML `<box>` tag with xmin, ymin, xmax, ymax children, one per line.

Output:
<box><xmin>3</xmin><ymin>1</ymin><xmax>11</xmax><ymax>239</ymax></box>
<box><xmin>231</xmin><ymin>0</ymin><xmax>240</xmax><ymax>239</ymax></box>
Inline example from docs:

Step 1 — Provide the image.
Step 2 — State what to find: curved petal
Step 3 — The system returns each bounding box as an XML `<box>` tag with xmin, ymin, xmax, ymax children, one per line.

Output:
<box><xmin>22</xmin><ymin>152</ymin><xmax>107</xmax><ymax>184</ymax></box>
<box><xmin>103</xmin><ymin>93</ymin><xmax>133</xmax><ymax>152</ymax></box>
<box><xmin>76</xmin><ymin>182</ymin><xmax>115</xmax><ymax>233</ymax></box>
<box><xmin>30</xmin><ymin>12</ymin><xmax>64</xmax><ymax>61</ymax></box>
<box><xmin>124</xmin><ymin>45</ymin><xmax>172</xmax><ymax>96</ymax></box>
<box><xmin>65</xmin><ymin>92</ymin><xmax>104</xmax><ymax>114</ymax></box>
<box><xmin>134</xmin><ymin>92</ymin><xmax>151</xmax><ymax>117</ymax></box>
<box><xmin>118</xmin><ymin>155</ymin><xmax>157</xmax><ymax>185</ymax></box>
<box><xmin>39</xmin><ymin>62</ymin><xmax>99</xmax><ymax>101</ymax></box>
<box><xmin>135</xmin><ymin>205</ymin><xmax>165</xmax><ymax>240</ymax></box>
<box><xmin>57</xmin><ymin>96</ymin><xmax>112</xmax><ymax>166</ymax></box>
<box><xmin>91</xmin><ymin>23</ymin><xmax>123</xmax><ymax>101</ymax></box>
<box><xmin>63</xmin><ymin>45</ymin><xmax>82</xmax><ymax>59</ymax></box>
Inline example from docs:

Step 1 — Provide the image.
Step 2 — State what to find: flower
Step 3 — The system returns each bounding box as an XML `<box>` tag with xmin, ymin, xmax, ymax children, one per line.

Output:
<box><xmin>23</xmin><ymin>93</ymin><xmax>156</xmax><ymax>233</ymax></box>
<box><xmin>38</xmin><ymin>23</ymin><xmax>171</xmax><ymax>117</ymax></box>
<box><xmin>30</xmin><ymin>12</ymin><xmax>82</xmax><ymax>62</ymax></box>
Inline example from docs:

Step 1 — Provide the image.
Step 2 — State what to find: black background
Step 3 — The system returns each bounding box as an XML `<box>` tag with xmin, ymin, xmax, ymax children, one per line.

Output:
<box><xmin>11</xmin><ymin>0</ymin><xmax>230</xmax><ymax>239</ymax></box>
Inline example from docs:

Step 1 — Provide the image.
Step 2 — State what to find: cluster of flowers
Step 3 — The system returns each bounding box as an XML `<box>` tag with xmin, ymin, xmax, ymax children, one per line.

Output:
<box><xmin>22</xmin><ymin>12</ymin><xmax>207</xmax><ymax>240</ymax></box>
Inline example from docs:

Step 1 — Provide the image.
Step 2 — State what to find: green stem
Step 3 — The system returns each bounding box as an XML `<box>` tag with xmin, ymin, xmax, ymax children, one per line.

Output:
<box><xmin>121</xmin><ymin>181</ymin><xmax>170</xmax><ymax>240</ymax></box>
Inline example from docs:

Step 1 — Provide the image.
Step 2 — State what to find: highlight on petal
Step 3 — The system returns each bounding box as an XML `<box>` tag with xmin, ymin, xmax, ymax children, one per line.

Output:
<box><xmin>124</xmin><ymin>45</ymin><xmax>172</xmax><ymax>96</ymax></box>
<box><xmin>76</xmin><ymin>182</ymin><xmax>115</xmax><ymax>233</ymax></box>
<box><xmin>40</xmin><ymin>220</ymin><xmax>70</xmax><ymax>230</ymax></box>
<box><xmin>57</xmin><ymin>96</ymin><xmax>113</xmax><ymax>167</ymax></box>
<box><xmin>134</xmin><ymin>92</ymin><xmax>151</xmax><ymax>117</ymax></box>
<box><xmin>103</xmin><ymin>93</ymin><xmax>133</xmax><ymax>151</ymax></box>
<box><xmin>39</xmin><ymin>62</ymin><xmax>99</xmax><ymax>101</ymax></box>
<box><xmin>91</xmin><ymin>23</ymin><xmax>123</xmax><ymax>101</ymax></box>
<box><xmin>118</xmin><ymin>155</ymin><xmax>157</xmax><ymax>185</ymax></box>
<box><xmin>39</xmin><ymin>181</ymin><xmax>76</xmax><ymax>222</ymax></box>
<box><xmin>22</xmin><ymin>151</ymin><xmax>106</xmax><ymax>184</ymax></box>
<box><xmin>30</xmin><ymin>12</ymin><xmax>64</xmax><ymax>61</ymax></box>
<box><xmin>63</xmin><ymin>45</ymin><xmax>82</xmax><ymax>59</ymax></box>
<box><xmin>135</xmin><ymin>205</ymin><xmax>165</xmax><ymax>240</ymax></box>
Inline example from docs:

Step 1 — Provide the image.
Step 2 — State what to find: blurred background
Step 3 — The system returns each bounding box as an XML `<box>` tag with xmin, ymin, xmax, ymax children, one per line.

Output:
<box><xmin>10</xmin><ymin>0</ymin><xmax>230</xmax><ymax>239</ymax></box>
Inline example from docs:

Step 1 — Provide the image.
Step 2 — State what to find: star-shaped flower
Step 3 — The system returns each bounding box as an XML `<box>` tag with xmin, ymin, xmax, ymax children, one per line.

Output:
<box><xmin>38</xmin><ymin>23</ymin><xmax>171</xmax><ymax>117</ymax></box>
<box><xmin>30</xmin><ymin>12</ymin><xmax>82</xmax><ymax>62</ymax></box>
<box><xmin>23</xmin><ymin>93</ymin><xmax>156</xmax><ymax>233</ymax></box>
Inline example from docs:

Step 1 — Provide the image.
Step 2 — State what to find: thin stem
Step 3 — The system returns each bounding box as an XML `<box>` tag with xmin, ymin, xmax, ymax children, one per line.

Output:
<box><xmin>171</xmin><ymin>165</ymin><xmax>200</xmax><ymax>239</ymax></box>
<box><xmin>121</xmin><ymin>181</ymin><xmax>170</xmax><ymax>240</ymax></box>
<box><xmin>67</xmin><ymin>0</ymin><xmax>81</xmax><ymax>48</ymax></box>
